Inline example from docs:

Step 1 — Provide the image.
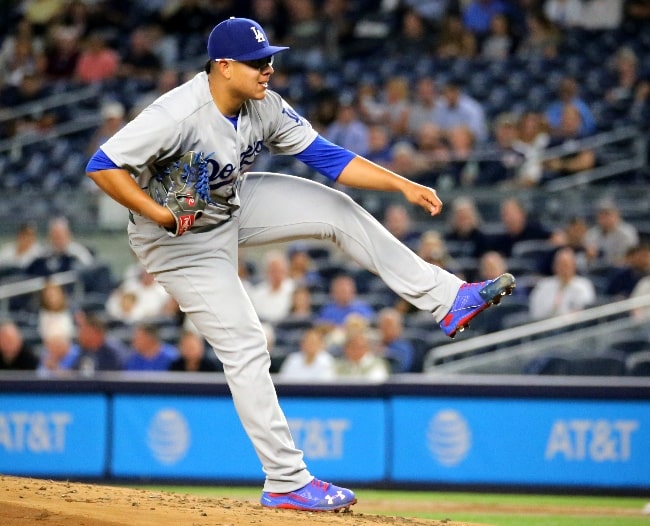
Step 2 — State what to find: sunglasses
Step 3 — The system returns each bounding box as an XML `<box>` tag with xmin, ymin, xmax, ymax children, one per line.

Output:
<box><xmin>216</xmin><ymin>56</ymin><xmax>274</xmax><ymax>72</ymax></box>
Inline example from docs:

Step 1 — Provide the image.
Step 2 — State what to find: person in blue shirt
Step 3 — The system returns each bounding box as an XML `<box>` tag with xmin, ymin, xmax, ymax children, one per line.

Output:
<box><xmin>316</xmin><ymin>274</ymin><xmax>375</xmax><ymax>328</ymax></box>
<box><xmin>377</xmin><ymin>307</ymin><xmax>415</xmax><ymax>373</ymax></box>
<box><xmin>37</xmin><ymin>332</ymin><xmax>81</xmax><ymax>376</ymax></box>
<box><xmin>124</xmin><ymin>323</ymin><xmax>179</xmax><ymax>371</ymax></box>
<box><xmin>545</xmin><ymin>76</ymin><xmax>597</xmax><ymax>138</ymax></box>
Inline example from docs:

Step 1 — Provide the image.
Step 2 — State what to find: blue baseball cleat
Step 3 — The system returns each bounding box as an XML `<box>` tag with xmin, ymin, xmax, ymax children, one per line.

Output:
<box><xmin>440</xmin><ymin>273</ymin><xmax>516</xmax><ymax>338</ymax></box>
<box><xmin>261</xmin><ymin>478</ymin><xmax>357</xmax><ymax>512</ymax></box>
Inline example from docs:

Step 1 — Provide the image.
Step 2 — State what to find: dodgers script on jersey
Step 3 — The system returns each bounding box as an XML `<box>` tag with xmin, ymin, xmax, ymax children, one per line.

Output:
<box><xmin>100</xmin><ymin>71</ymin><xmax>317</xmax><ymax>226</ymax></box>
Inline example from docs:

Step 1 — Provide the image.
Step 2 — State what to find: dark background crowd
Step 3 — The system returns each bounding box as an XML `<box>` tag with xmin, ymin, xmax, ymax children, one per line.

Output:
<box><xmin>1</xmin><ymin>0</ymin><xmax>650</xmax><ymax>378</ymax></box>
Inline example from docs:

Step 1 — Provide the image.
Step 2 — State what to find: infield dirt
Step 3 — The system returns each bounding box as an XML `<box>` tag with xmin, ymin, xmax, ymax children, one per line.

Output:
<box><xmin>0</xmin><ymin>475</ymin><xmax>488</xmax><ymax>526</ymax></box>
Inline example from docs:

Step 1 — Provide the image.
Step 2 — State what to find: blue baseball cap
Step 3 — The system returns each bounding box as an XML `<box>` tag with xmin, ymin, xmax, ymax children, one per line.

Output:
<box><xmin>207</xmin><ymin>17</ymin><xmax>289</xmax><ymax>61</ymax></box>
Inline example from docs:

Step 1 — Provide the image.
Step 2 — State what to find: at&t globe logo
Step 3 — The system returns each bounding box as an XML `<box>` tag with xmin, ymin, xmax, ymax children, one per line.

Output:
<box><xmin>427</xmin><ymin>409</ymin><xmax>471</xmax><ymax>466</ymax></box>
<box><xmin>147</xmin><ymin>409</ymin><xmax>190</xmax><ymax>465</ymax></box>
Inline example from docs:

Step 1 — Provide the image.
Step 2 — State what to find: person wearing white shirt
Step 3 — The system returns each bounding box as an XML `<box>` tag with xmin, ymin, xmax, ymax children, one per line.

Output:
<box><xmin>529</xmin><ymin>247</ymin><xmax>596</xmax><ymax>320</ymax></box>
<box><xmin>249</xmin><ymin>250</ymin><xmax>295</xmax><ymax>323</ymax></box>
<box><xmin>278</xmin><ymin>327</ymin><xmax>336</xmax><ymax>381</ymax></box>
<box><xmin>0</xmin><ymin>222</ymin><xmax>42</xmax><ymax>268</ymax></box>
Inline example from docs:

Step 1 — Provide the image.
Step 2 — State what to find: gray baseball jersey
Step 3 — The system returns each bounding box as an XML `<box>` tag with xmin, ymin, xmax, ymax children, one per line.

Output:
<box><xmin>98</xmin><ymin>71</ymin><xmax>462</xmax><ymax>493</ymax></box>
<box><xmin>101</xmin><ymin>71</ymin><xmax>317</xmax><ymax>226</ymax></box>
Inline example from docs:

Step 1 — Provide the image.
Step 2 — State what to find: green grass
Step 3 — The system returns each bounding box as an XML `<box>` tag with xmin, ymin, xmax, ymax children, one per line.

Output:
<box><xmin>142</xmin><ymin>486</ymin><xmax>649</xmax><ymax>526</ymax></box>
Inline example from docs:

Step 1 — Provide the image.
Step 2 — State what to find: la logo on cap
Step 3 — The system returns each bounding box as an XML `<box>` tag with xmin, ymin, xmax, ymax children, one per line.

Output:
<box><xmin>251</xmin><ymin>26</ymin><xmax>265</xmax><ymax>43</ymax></box>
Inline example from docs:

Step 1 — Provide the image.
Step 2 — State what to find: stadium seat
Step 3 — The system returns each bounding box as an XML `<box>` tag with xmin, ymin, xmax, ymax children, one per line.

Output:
<box><xmin>567</xmin><ymin>353</ymin><xmax>627</xmax><ymax>377</ymax></box>
<box><xmin>523</xmin><ymin>355</ymin><xmax>571</xmax><ymax>375</ymax></box>
<box><xmin>626</xmin><ymin>351</ymin><xmax>650</xmax><ymax>376</ymax></box>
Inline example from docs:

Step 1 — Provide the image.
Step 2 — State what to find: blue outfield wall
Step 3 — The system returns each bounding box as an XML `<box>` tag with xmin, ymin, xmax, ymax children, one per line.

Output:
<box><xmin>0</xmin><ymin>373</ymin><xmax>648</xmax><ymax>491</ymax></box>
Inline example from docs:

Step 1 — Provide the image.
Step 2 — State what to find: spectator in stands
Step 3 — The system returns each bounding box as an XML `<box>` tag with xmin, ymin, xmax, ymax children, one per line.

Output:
<box><xmin>0</xmin><ymin>320</ymin><xmax>38</xmax><ymax>370</ymax></box>
<box><xmin>74</xmin><ymin>310</ymin><xmax>126</xmax><ymax>373</ymax></box>
<box><xmin>529</xmin><ymin>247</ymin><xmax>596</xmax><ymax>320</ymax></box>
<box><xmin>578</xmin><ymin>0</ymin><xmax>624</xmax><ymax>29</ymax></box>
<box><xmin>278</xmin><ymin>326</ymin><xmax>336</xmax><ymax>381</ymax></box>
<box><xmin>478</xmin><ymin>112</ymin><xmax>523</xmax><ymax>186</ymax></box>
<box><xmin>388</xmin><ymin>141</ymin><xmax>430</xmax><ymax>180</ymax></box>
<box><xmin>324</xmin><ymin>96</ymin><xmax>369</xmax><ymax>157</ymax></box>
<box><xmin>387</xmin><ymin>7</ymin><xmax>438</xmax><ymax>58</ymax></box>
<box><xmin>461</xmin><ymin>0</ymin><xmax>509</xmax><ymax>43</ymax></box>
<box><xmin>37</xmin><ymin>280</ymin><xmax>75</xmax><ymax>342</ymax></box>
<box><xmin>287</xmin><ymin>285</ymin><xmax>315</xmax><ymax>321</ymax></box>
<box><xmin>382</xmin><ymin>203</ymin><xmax>422</xmax><ymax>250</ymax></box>
<box><xmin>377</xmin><ymin>307</ymin><xmax>415</xmax><ymax>373</ymax></box>
<box><xmin>625</xmin><ymin>0</ymin><xmax>650</xmax><ymax>27</ymax></box>
<box><xmin>0</xmin><ymin>222</ymin><xmax>42</xmax><ymax>269</ymax></box>
<box><xmin>74</xmin><ymin>31</ymin><xmax>120</xmax><ymax>84</ymax></box>
<box><xmin>335</xmin><ymin>322</ymin><xmax>390</xmax><ymax>381</ymax></box>
<box><xmin>86</xmin><ymin>101</ymin><xmax>126</xmax><ymax>157</ymax></box>
<box><xmin>286</xmin><ymin>243</ymin><xmax>324</xmax><ymax>291</ymax></box>
<box><xmin>105</xmin><ymin>264</ymin><xmax>176</xmax><ymax>325</ymax></box>
<box><xmin>445</xmin><ymin>196</ymin><xmax>489</xmax><ymax>259</ymax></box>
<box><xmin>283</xmin><ymin>0</ymin><xmax>331</xmax><ymax>68</ymax></box>
<box><xmin>316</xmin><ymin>274</ymin><xmax>375</xmax><ymax>329</ymax></box>
<box><xmin>365</xmin><ymin>124</ymin><xmax>394</xmax><ymax>167</ymax></box>
<box><xmin>21</xmin><ymin>0</ymin><xmax>67</xmax><ymax>36</ymax></box>
<box><xmin>515</xmin><ymin>10</ymin><xmax>561</xmax><ymax>60</ymax></box>
<box><xmin>406</xmin><ymin>77</ymin><xmax>438</xmax><ymax>139</ymax></box>
<box><xmin>55</xmin><ymin>0</ymin><xmax>101</xmax><ymax>41</ymax></box>
<box><xmin>490</xmin><ymin>197</ymin><xmax>553</xmax><ymax>257</ymax></box>
<box><xmin>478</xmin><ymin>250</ymin><xmax>509</xmax><ymax>281</ymax></box>
<box><xmin>433</xmin><ymin>79</ymin><xmax>488</xmax><ymax>143</ymax></box>
<box><xmin>249</xmin><ymin>249</ymin><xmax>296</xmax><ymax>324</ymax></box>
<box><xmin>584</xmin><ymin>198</ymin><xmax>640</xmax><ymax>266</ymax></box>
<box><xmin>544</xmin><ymin>0</ymin><xmax>584</xmax><ymax>29</ymax></box>
<box><xmin>26</xmin><ymin>216</ymin><xmax>94</xmax><ymax>276</ymax></box>
<box><xmin>480</xmin><ymin>13</ymin><xmax>514</xmax><ymax>60</ymax></box>
<box><xmin>412</xmin><ymin>122</ymin><xmax>450</xmax><ymax>174</ymax></box>
<box><xmin>436</xmin><ymin>13</ymin><xmax>477</xmax><ymax>59</ymax></box>
<box><xmin>511</xmin><ymin>111</ymin><xmax>550</xmax><ymax>187</ymax></box>
<box><xmin>43</xmin><ymin>26</ymin><xmax>80</xmax><ymax>81</ymax></box>
<box><xmin>117</xmin><ymin>25</ymin><xmax>163</xmax><ymax>85</ymax></box>
<box><xmin>446</xmin><ymin>125</ymin><xmax>479</xmax><ymax>186</ymax></box>
<box><xmin>124</xmin><ymin>323</ymin><xmax>179</xmax><ymax>371</ymax></box>
<box><xmin>37</xmin><ymin>325</ymin><xmax>81</xmax><ymax>375</ymax></box>
<box><xmin>416</xmin><ymin>230</ymin><xmax>461</xmax><ymax>276</ymax></box>
<box><xmin>545</xmin><ymin>76</ymin><xmax>597</xmax><ymax>139</ymax></box>
<box><xmin>0</xmin><ymin>20</ymin><xmax>44</xmax><ymax>88</ymax></box>
<box><xmin>604</xmin><ymin>46</ymin><xmax>650</xmax><ymax>125</ymax></box>
<box><xmin>377</xmin><ymin>75</ymin><xmax>412</xmax><ymax>137</ymax></box>
<box><xmin>168</xmin><ymin>330</ymin><xmax>218</xmax><ymax>372</ymax></box>
<box><xmin>605</xmin><ymin>244</ymin><xmax>650</xmax><ymax>299</ymax></box>
<box><xmin>546</xmin><ymin>216</ymin><xmax>592</xmax><ymax>274</ymax></box>
<box><xmin>542</xmin><ymin>104</ymin><xmax>597</xmax><ymax>181</ymax></box>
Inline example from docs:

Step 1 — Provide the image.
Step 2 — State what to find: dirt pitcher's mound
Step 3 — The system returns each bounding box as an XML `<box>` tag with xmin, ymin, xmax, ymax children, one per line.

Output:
<box><xmin>0</xmin><ymin>475</ymin><xmax>482</xmax><ymax>526</ymax></box>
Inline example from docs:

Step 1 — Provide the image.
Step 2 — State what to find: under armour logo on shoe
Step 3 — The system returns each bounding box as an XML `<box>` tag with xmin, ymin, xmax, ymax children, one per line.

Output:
<box><xmin>250</xmin><ymin>26</ymin><xmax>266</xmax><ymax>43</ymax></box>
<box><xmin>325</xmin><ymin>491</ymin><xmax>346</xmax><ymax>505</ymax></box>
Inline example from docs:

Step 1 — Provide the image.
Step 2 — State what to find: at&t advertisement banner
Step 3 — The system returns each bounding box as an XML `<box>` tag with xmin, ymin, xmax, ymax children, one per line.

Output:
<box><xmin>0</xmin><ymin>394</ymin><xmax>108</xmax><ymax>477</ymax></box>
<box><xmin>111</xmin><ymin>395</ymin><xmax>385</xmax><ymax>481</ymax></box>
<box><xmin>391</xmin><ymin>397</ymin><xmax>650</xmax><ymax>488</ymax></box>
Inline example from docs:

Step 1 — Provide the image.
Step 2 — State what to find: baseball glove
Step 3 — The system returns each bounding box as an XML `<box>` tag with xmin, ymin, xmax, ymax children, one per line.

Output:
<box><xmin>148</xmin><ymin>151</ymin><xmax>212</xmax><ymax>237</ymax></box>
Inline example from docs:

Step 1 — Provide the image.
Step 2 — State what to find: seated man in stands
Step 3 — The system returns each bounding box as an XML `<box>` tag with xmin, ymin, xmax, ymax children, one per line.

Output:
<box><xmin>0</xmin><ymin>320</ymin><xmax>38</xmax><ymax>370</ymax></box>
<box><xmin>529</xmin><ymin>247</ymin><xmax>596</xmax><ymax>320</ymax></box>
<box><xmin>542</xmin><ymin>105</ymin><xmax>597</xmax><ymax>182</ymax></box>
<box><xmin>26</xmin><ymin>216</ymin><xmax>95</xmax><ymax>276</ymax></box>
<box><xmin>124</xmin><ymin>323</ymin><xmax>179</xmax><ymax>372</ymax></box>
<box><xmin>74</xmin><ymin>311</ymin><xmax>127</xmax><ymax>374</ymax></box>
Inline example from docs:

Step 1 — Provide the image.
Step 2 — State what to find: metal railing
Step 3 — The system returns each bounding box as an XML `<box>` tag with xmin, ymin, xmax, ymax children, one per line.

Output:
<box><xmin>0</xmin><ymin>270</ymin><xmax>83</xmax><ymax>314</ymax></box>
<box><xmin>422</xmin><ymin>294</ymin><xmax>650</xmax><ymax>373</ymax></box>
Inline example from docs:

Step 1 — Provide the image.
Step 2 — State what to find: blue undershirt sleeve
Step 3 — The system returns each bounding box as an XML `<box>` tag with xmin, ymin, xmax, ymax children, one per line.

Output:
<box><xmin>86</xmin><ymin>148</ymin><xmax>120</xmax><ymax>172</ymax></box>
<box><xmin>294</xmin><ymin>135</ymin><xmax>356</xmax><ymax>181</ymax></box>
